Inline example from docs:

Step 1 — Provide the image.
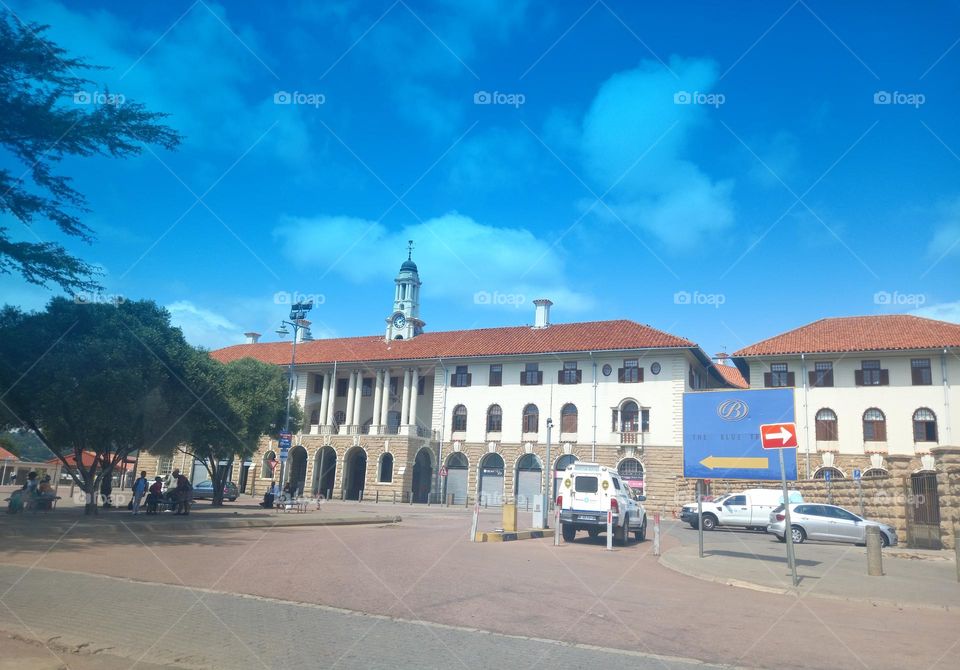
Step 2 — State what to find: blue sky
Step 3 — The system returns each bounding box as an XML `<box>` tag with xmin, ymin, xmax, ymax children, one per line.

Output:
<box><xmin>2</xmin><ymin>0</ymin><xmax>959</xmax><ymax>356</ymax></box>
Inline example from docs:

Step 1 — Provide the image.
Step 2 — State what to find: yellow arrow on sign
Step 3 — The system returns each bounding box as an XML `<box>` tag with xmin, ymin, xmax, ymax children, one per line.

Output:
<box><xmin>699</xmin><ymin>456</ymin><xmax>769</xmax><ymax>470</ymax></box>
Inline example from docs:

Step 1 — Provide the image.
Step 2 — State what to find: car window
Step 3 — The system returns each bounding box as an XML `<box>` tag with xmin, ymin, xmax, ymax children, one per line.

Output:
<box><xmin>793</xmin><ymin>504</ymin><xmax>809</xmax><ymax>515</ymax></box>
<box><xmin>726</xmin><ymin>495</ymin><xmax>746</xmax><ymax>506</ymax></box>
<box><xmin>820</xmin><ymin>506</ymin><xmax>846</xmax><ymax>519</ymax></box>
<box><xmin>772</xmin><ymin>504</ymin><xmax>785</xmax><ymax>514</ymax></box>
<box><xmin>833</xmin><ymin>507</ymin><xmax>860</xmax><ymax>521</ymax></box>
<box><xmin>574</xmin><ymin>476</ymin><xmax>598</xmax><ymax>493</ymax></box>
<box><xmin>611</xmin><ymin>477</ymin><xmax>621</xmax><ymax>490</ymax></box>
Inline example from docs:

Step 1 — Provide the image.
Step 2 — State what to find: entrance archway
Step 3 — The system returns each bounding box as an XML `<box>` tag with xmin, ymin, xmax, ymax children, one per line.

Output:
<box><xmin>444</xmin><ymin>452</ymin><xmax>469</xmax><ymax>504</ymax></box>
<box><xmin>515</xmin><ymin>453</ymin><xmax>542</xmax><ymax>508</ymax></box>
<box><xmin>313</xmin><ymin>446</ymin><xmax>336</xmax><ymax>497</ymax></box>
<box><xmin>287</xmin><ymin>446</ymin><xmax>308</xmax><ymax>496</ymax></box>
<box><xmin>554</xmin><ymin>454</ymin><xmax>578</xmax><ymax>499</ymax></box>
<box><xmin>478</xmin><ymin>453</ymin><xmax>505</xmax><ymax>506</ymax></box>
<box><xmin>343</xmin><ymin>447</ymin><xmax>367</xmax><ymax>500</ymax></box>
<box><xmin>411</xmin><ymin>448</ymin><xmax>433</xmax><ymax>503</ymax></box>
<box><xmin>617</xmin><ymin>458</ymin><xmax>644</xmax><ymax>494</ymax></box>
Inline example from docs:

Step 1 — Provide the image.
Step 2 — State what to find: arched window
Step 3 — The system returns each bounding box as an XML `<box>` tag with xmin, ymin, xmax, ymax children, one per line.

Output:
<box><xmin>617</xmin><ymin>458</ymin><xmax>644</xmax><ymax>491</ymax></box>
<box><xmin>522</xmin><ymin>404</ymin><xmax>539</xmax><ymax>433</ymax></box>
<box><xmin>815</xmin><ymin>408</ymin><xmax>838</xmax><ymax>441</ymax></box>
<box><xmin>560</xmin><ymin>404</ymin><xmax>578</xmax><ymax>433</ymax></box>
<box><xmin>620</xmin><ymin>401</ymin><xmax>639</xmax><ymax>432</ymax></box>
<box><xmin>913</xmin><ymin>408</ymin><xmax>938</xmax><ymax>442</ymax></box>
<box><xmin>261</xmin><ymin>451</ymin><xmax>277</xmax><ymax>479</ymax></box>
<box><xmin>452</xmin><ymin>404</ymin><xmax>467</xmax><ymax>432</ymax></box>
<box><xmin>862</xmin><ymin>408</ymin><xmax>886</xmax><ymax>441</ymax></box>
<box><xmin>555</xmin><ymin>454</ymin><xmax>578</xmax><ymax>474</ymax></box>
<box><xmin>378</xmin><ymin>453</ymin><xmax>394</xmax><ymax>483</ymax></box>
<box><xmin>814</xmin><ymin>467</ymin><xmax>844</xmax><ymax>480</ymax></box>
<box><xmin>446</xmin><ymin>452</ymin><xmax>468</xmax><ymax>469</ymax></box>
<box><xmin>862</xmin><ymin>468</ymin><xmax>889</xmax><ymax>479</ymax></box>
<box><xmin>309</xmin><ymin>409</ymin><xmax>320</xmax><ymax>425</ymax></box>
<box><xmin>486</xmin><ymin>405</ymin><xmax>502</xmax><ymax>432</ymax></box>
<box><xmin>516</xmin><ymin>454</ymin><xmax>541</xmax><ymax>471</ymax></box>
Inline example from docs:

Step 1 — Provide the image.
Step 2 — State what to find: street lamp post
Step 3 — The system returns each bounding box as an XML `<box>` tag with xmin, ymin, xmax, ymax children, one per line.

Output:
<box><xmin>544</xmin><ymin>417</ymin><xmax>553</xmax><ymax>528</ymax></box>
<box><xmin>275</xmin><ymin>301</ymin><xmax>313</xmax><ymax>493</ymax></box>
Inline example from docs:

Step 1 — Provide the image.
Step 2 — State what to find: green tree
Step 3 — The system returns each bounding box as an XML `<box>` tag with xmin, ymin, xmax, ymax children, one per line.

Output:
<box><xmin>0</xmin><ymin>298</ymin><xmax>198</xmax><ymax>513</ymax></box>
<box><xmin>0</xmin><ymin>12</ymin><xmax>181</xmax><ymax>293</ymax></box>
<box><xmin>180</xmin><ymin>357</ymin><xmax>300</xmax><ymax>506</ymax></box>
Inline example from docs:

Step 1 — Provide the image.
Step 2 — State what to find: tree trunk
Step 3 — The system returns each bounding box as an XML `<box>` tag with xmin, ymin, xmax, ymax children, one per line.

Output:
<box><xmin>210</xmin><ymin>456</ymin><xmax>224</xmax><ymax>507</ymax></box>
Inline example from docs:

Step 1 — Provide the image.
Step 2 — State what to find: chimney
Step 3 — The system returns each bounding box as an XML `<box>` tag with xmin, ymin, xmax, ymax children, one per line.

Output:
<box><xmin>714</xmin><ymin>352</ymin><xmax>730</xmax><ymax>365</ymax></box>
<box><xmin>244</xmin><ymin>331</ymin><xmax>261</xmax><ymax>344</ymax></box>
<box><xmin>532</xmin><ymin>299</ymin><xmax>553</xmax><ymax>329</ymax></box>
<box><xmin>295</xmin><ymin>319</ymin><xmax>313</xmax><ymax>343</ymax></box>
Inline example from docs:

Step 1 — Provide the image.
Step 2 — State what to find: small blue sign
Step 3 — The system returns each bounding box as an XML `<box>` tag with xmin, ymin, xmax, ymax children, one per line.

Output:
<box><xmin>824</xmin><ymin>469</ymin><xmax>832</xmax><ymax>482</ymax></box>
<box><xmin>853</xmin><ymin>468</ymin><xmax>861</xmax><ymax>481</ymax></box>
<box><xmin>278</xmin><ymin>432</ymin><xmax>292</xmax><ymax>450</ymax></box>
<box><xmin>683</xmin><ymin>389</ymin><xmax>797</xmax><ymax>481</ymax></box>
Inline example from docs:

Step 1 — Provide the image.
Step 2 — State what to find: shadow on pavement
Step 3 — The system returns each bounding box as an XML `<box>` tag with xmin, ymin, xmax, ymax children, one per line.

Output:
<box><xmin>704</xmin><ymin>549</ymin><xmax>821</xmax><ymax>567</ymax></box>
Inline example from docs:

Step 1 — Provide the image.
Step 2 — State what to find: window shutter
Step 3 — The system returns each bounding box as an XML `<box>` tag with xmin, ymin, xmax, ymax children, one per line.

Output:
<box><xmin>611</xmin><ymin>410</ymin><xmax>619</xmax><ymax>432</ymax></box>
<box><xmin>879</xmin><ymin>369</ymin><xmax>889</xmax><ymax>386</ymax></box>
<box><xmin>557</xmin><ymin>370</ymin><xmax>564</xmax><ymax>384</ymax></box>
<box><xmin>808</xmin><ymin>371</ymin><xmax>817</xmax><ymax>387</ymax></box>
<box><xmin>825</xmin><ymin>370</ymin><xmax>834</xmax><ymax>387</ymax></box>
<box><xmin>520</xmin><ymin>372</ymin><xmax>526</xmax><ymax>386</ymax></box>
<box><xmin>913</xmin><ymin>422</ymin><xmax>923</xmax><ymax>442</ymax></box>
<box><xmin>466</xmin><ymin>373</ymin><xmax>472</xmax><ymax>387</ymax></box>
<box><xmin>638</xmin><ymin>368</ymin><xmax>644</xmax><ymax>382</ymax></box>
<box><xmin>618</xmin><ymin>368</ymin><xmax>625</xmax><ymax>383</ymax></box>
<box><xmin>786</xmin><ymin>372</ymin><xmax>795</xmax><ymax>387</ymax></box>
<box><xmin>763</xmin><ymin>372</ymin><xmax>772</xmax><ymax>388</ymax></box>
<box><xmin>576</xmin><ymin>369</ymin><xmax>582</xmax><ymax>383</ymax></box>
<box><xmin>876</xmin><ymin>421</ymin><xmax>887</xmax><ymax>441</ymax></box>
<box><xmin>536</xmin><ymin>371</ymin><xmax>543</xmax><ymax>385</ymax></box>
<box><xmin>854</xmin><ymin>370</ymin><xmax>864</xmax><ymax>386</ymax></box>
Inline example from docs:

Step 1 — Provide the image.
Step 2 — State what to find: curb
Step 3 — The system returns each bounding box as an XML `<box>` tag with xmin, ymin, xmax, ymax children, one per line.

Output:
<box><xmin>0</xmin><ymin>514</ymin><xmax>402</xmax><ymax>535</ymax></box>
<box><xmin>474</xmin><ymin>529</ymin><xmax>547</xmax><ymax>542</ymax></box>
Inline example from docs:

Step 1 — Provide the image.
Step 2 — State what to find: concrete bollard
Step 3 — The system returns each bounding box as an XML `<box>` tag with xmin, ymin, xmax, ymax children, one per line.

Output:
<box><xmin>955</xmin><ymin>523</ymin><xmax>959</xmax><ymax>583</ymax></box>
<box><xmin>554</xmin><ymin>507</ymin><xmax>561</xmax><ymax>546</ymax></box>
<box><xmin>866</xmin><ymin>526</ymin><xmax>883</xmax><ymax>576</ymax></box>
<box><xmin>502</xmin><ymin>502</ymin><xmax>517</xmax><ymax>533</ymax></box>
<box><xmin>375</xmin><ymin>490</ymin><xmax>379</xmax><ymax>504</ymax></box>
<box><xmin>606</xmin><ymin>509</ymin><xmax>613</xmax><ymax>551</ymax></box>
<box><xmin>653</xmin><ymin>513</ymin><xmax>661</xmax><ymax>556</ymax></box>
<box><xmin>393</xmin><ymin>491</ymin><xmax>396</xmax><ymax>504</ymax></box>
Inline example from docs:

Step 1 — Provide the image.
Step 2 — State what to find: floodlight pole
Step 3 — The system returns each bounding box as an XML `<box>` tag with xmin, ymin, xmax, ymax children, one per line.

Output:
<box><xmin>276</xmin><ymin>301</ymin><xmax>313</xmax><ymax>493</ymax></box>
<box><xmin>544</xmin><ymin>418</ymin><xmax>553</xmax><ymax>528</ymax></box>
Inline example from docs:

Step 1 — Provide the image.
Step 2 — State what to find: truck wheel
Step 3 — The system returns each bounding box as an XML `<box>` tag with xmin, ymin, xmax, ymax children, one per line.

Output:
<box><xmin>561</xmin><ymin>524</ymin><xmax>576</xmax><ymax>542</ymax></box>
<box><xmin>616</xmin><ymin>515</ymin><xmax>629</xmax><ymax>545</ymax></box>
<box><xmin>635</xmin><ymin>518</ymin><xmax>647</xmax><ymax>542</ymax></box>
<box><xmin>701</xmin><ymin>514</ymin><xmax>717</xmax><ymax>531</ymax></box>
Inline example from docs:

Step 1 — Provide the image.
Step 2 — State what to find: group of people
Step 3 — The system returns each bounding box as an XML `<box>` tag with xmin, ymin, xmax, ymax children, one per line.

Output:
<box><xmin>5</xmin><ymin>471</ymin><xmax>58</xmax><ymax>513</ymax></box>
<box><xmin>132</xmin><ymin>468</ymin><xmax>193</xmax><ymax>515</ymax></box>
<box><xmin>259</xmin><ymin>481</ymin><xmax>297</xmax><ymax>508</ymax></box>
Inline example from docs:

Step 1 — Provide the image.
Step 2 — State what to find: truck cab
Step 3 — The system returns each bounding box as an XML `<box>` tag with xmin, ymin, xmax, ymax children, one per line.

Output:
<box><xmin>557</xmin><ymin>462</ymin><xmax>647</xmax><ymax>544</ymax></box>
<box><xmin>681</xmin><ymin>488</ymin><xmax>803</xmax><ymax>531</ymax></box>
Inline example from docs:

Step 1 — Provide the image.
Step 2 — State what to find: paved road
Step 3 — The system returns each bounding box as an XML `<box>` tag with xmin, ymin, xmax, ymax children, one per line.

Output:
<box><xmin>0</xmin><ymin>564</ymin><xmax>727</xmax><ymax>670</ymax></box>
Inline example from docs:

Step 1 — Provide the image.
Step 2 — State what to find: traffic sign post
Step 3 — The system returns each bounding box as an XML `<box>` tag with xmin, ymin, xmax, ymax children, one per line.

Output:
<box><xmin>439</xmin><ymin>466</ymin><xmax>448</xmax><ymax>478</ymax></box>
<box><xmin>854</xmin><ymin>468</ymin><xmax>865</xmax><ymax>516</ymax></box>
<box><xmin>761</xmin><ymin>422</ymin><xmax>799</xmax><ymax>588</ymax></box>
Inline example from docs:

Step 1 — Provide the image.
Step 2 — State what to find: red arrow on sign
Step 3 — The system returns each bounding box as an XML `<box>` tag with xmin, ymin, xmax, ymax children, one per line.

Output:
<box><xmin>759</xmin><ymin>422</ymin><xmax>798</xmax><ymax>449</ymax></box>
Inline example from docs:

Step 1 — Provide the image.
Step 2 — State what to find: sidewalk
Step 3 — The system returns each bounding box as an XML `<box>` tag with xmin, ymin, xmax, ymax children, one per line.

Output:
<box><xmin>659</xmin><ymin>541</ymin><xmax>960</xmax><ymax>610</ymax></box>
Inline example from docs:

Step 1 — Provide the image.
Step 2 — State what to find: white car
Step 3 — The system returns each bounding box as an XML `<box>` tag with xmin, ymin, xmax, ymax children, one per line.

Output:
<box><xmin>768</xmin><ymin>503</ymin><xmax>898</xmax><ymax>547</ymax></box>
<box><xmin>557</xmin><ymin>462</ymin><xmax>647</xmax><ymax>544</ymax></box>
<box><xmin>680</xmin><ymin>488</ymin><xmax>803</xmax><ymax>532</ymax></box>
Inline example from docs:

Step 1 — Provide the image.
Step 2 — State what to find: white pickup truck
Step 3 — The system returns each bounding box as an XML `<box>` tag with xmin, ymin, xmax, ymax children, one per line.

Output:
<box><xmin>557</xmin><ymin>462</ymin><xmax>647</xmax><ymax>544</ymax></box>
<box><xmin>680</xmin><ymin>488</ymin><xmax>803</xmax><ymax>531</ymax></box>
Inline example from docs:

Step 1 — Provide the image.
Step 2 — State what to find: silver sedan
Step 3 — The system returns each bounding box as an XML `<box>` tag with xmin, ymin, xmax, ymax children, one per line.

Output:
<box><xmin>767</xmin><ymin>503</ymin><xmax>898</xmax><ymax>547</ymax></box>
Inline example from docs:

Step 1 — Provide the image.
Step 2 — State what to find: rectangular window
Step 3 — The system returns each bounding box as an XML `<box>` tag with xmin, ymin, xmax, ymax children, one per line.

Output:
<box><xmin>488</xmin><ymin>364</ymin><xmax>502</xmax><ymax>387</ymax></box>
<box><xmin>574</xmin><ymin>476</ymin><xmax>598</xmax><ymax>493</ymax></box>
<box><xmin>451</xmin><ymin>365</ymin><xmax>472</xmax><ymax>387</ymax></box>
<box><xmin>559</xmin><ymin>361</ymin><xmax>581</xmax><ymax>384</ymax></box>
<box><xmin>520</xmin><ymin>362</ymin><xmax>542</xmax><ymax>386</ymax></box>
<box><xmin>389</xmin><ymin>377</ymin><xmax>399</xmax><ymax>397</ymax></box>
<box><xmin>418</xmin><ymin>376</ymin><xmax>426</xmax><ymax>395</ymax></box>
<box><xmin>856</xmin><ymin>360</ymin><xmax>888</xmax><ymax>386</ymax></box>
<box><xmin>767</xmin><ymin>363</ymin><xmax>790</xmax><ymax>388</ymax></box>
<box><xmin>335</xmin><ymin>378</ymin><xmax>348</xmax><ymax>397</ymax></box>
<box><xmin>361</xmin><ymin>377</ymin><xmax>373</xmax><ymax>397</ymax></box>
<box><xmin>809</xmin><ymin>361</ymin><xmax>834</xmax><ymax>388</ymax></box>
<box><xmin>313</xmin><ymin>375</ymin><xmax>324</xmax><ymax>394</ymax></box>
<box><xmin>911</xmin><ymin>358</ymin><xmax>932</xmax><ymax>386</ymax></box>
<box><xmin>641</xmin><ymin>409</ymin><xmax>650</xmax><ymax>433</ymax></box>
<box><xmin>618</xmin><ymin>358</ymin><xmax>642</xmax><ymax>383</ymax></box>
<box><xmin>156</xmin><ymin>456</ymin><xmax>173</xmax><ymax>476</ymax></box>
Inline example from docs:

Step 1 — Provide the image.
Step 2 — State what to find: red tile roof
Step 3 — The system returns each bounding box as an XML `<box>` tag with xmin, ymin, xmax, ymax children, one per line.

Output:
<box><xmin>713</xmin><ymin>364</ymin><xmax>748</xmax><ymax>388</ymax></box>
<box><xmin>0</xmin><ymin>447</ymin><xmax>18</xmax><ymax>461</ymax></box>
<box><xmin>734</xmin><ymin>315</ymin><xmax>960</xmax><ymax>357</ymax></box>
<box><xmin>210</xmin><ymin>320</ymin><xmax>696</xmax><ymax>366</ymax></box>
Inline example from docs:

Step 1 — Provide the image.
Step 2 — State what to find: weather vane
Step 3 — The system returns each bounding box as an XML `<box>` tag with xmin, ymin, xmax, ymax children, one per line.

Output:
<box><xmin>407</xmin><ymin>239</ymin><xmax>414</xmax><ymax>260</ymax></box>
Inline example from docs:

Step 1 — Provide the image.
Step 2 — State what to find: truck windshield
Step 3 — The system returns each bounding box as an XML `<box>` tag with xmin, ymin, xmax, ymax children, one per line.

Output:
<box><xmin>574</xmin><ymin>476</ymin><xmax>598</xmax><ymax>493</ymax></box>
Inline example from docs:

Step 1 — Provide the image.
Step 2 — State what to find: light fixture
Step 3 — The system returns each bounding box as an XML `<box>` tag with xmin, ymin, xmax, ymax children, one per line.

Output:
<box><xmin>275</xmin><ymin>324</ymin><xmax>290</xmax><ymax>338</ymax></box>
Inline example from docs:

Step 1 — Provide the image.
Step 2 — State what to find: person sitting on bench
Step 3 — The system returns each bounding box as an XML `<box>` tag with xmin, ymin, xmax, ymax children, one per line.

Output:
<box><xmin>146</xmin><ymin>476</ymin><xmax>163</xmax><ymax>514</ymax></box>
<box><xmin>259</xmin><ymin>481</ymin><xmax>276</xmax><ymax>509</ymax></box>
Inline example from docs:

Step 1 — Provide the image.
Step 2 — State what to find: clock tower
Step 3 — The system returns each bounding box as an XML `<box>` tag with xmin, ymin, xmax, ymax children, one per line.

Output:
<box><xmin>385</xmin><ymin>241</ymin><xmax>425</xmax><ymax>340</ymax></box>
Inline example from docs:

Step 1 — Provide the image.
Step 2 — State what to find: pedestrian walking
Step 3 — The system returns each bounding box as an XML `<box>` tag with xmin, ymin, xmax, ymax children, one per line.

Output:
<box><xmin>132</xmin><ymin>470</ymin><xmax>148</xmax><ymax>514</ymax></box>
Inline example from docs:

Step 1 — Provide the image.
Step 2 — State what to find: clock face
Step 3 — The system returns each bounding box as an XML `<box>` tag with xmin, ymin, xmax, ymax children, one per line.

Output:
<box><xmin>393</xmin><ymin>314</ymin><xmax>406</xmax><ymax>328</ymax></box>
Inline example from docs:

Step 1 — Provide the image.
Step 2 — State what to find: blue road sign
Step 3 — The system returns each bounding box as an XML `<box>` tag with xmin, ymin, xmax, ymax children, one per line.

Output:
<box><xmin>683</xmin><ymin>389</ymin><xmax>798</xmax><ymax>481</ymax></box>
<box><xmin>278</xmin><ymin>432</ymin><xmax>292</xmax><ymax>449</ymax></box>
<box><xmin>853</xmin><ymin>468</ymin><xmax>861</xmax><ymax>481</ymax></box>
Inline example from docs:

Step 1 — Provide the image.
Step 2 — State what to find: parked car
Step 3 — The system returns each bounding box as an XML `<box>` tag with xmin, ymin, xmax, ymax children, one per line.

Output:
<box><xmin>192</xmin><ymin>480</ymin><xmax>239</xmax><ymax>502</ymax></box>
<box><xmin>767</xmin><ymin>503</ymin><xmax>898</xmax><ymax>547</ymax></box>
<box><xmin>557</xmin><ymin>462</ymin><xmax>647</xmax><ymax>544</ymax></box>
<box><xmin>681</xmin><ymin>488</ymin><xmax>803</xmax><ymax>531</ymax></box>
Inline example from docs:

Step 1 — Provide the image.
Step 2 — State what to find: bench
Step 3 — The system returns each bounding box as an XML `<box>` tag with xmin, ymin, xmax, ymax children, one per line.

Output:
<box><xmin>274</xmin><ymin>497</ymin><xmax>310</xmax><ymax>513</ymax></box>
<box><xmin>5</xmin><ymin>494</ymin><xmax>60</xmax><ymax>513</ymax></box>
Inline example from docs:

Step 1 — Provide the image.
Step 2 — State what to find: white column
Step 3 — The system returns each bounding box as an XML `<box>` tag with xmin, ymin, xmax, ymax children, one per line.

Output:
<box><xmin>380</xmin><ymin>370</ymin><xmax>392</xmax><ymax>427</ymax></box>
<box><xmin>345</xmin><ymin>371</ymin><xmax>357</xmax><ymax>426</ymax></box>
<box><xmin>352</xmin><ymin>371</ymin><xmax>364</xmax><ymax>427</ymax></box>
<box><xmin>400</xmin><ymin>368</ymin><xmax>412</xmax><ymax>425</ymax></box>
<box><xmin>408</xmin><ymin>368</ymin><xmax>419</xmax><ymax>432</ymax></box>
<box><xmin>372</xmin><ymin>370</ymin><xmax>384</xmax><ymax>432</ymax></box>
<box><xmin>319</xmin><ymin>373</ymin><xmax>331</xmax><ymax>425</ymax></box>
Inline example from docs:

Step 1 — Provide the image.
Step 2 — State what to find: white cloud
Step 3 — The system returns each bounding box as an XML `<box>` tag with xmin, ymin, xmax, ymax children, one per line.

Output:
<box><xmin>167</xmin><ymin>300</ymin><xmax>245</xmax><ymax>350</ymax></box>
<box><xmin>913</xmin><ymin>301</ymin><xmax>960</xmax><ymax>324</ymax></box>
<box><xmin>578</xmin><ymin>57</ymin><xmax>735</xmax><ymax>249</ymax></box>
<box><xmin>273</xmin><ymin>212</ymin><xmax>593</xmax><ymax>312</ymax></box>
<box><xmin>925</xmin><ymin>198</ymin><xmax>960</xmax><ymax>261</ymax></box>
